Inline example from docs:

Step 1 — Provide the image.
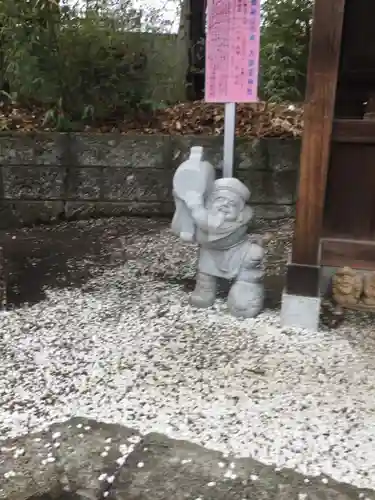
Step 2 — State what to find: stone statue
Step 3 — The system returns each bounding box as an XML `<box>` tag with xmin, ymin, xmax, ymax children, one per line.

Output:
<box><xmin>362</xmin><ymin>273</ymin><xmax>375</xmax><ymax>307</ymax></box>
<box><xmin>330</xmin><ymin>267</ymin><xmax>375</xmax><ymax>313</ymax></box>
<box><xmin>171</xmin><ymin>146</ymin><xmax>265</xmax><ymax>318</ymax></box>
<box><xmin>331</xmin><ymin>267</ymin><xmax>362</xmax><ymax>307</ymax></box>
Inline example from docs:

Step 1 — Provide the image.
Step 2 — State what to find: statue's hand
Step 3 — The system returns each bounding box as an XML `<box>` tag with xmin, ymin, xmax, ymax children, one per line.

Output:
<box><xmin>184</xmin><ymin>190</ymin><xmax>204</xmax><ymax>210</ymax></box>
<box><xmin>207</xmin><ymin>211</ymin><xmax>225</xmax><ymax>228</ymax></box>
<box><xmin>180</xmin><ymin>231</ymin><xmax>195</xmax><ymax>243</ymax></box>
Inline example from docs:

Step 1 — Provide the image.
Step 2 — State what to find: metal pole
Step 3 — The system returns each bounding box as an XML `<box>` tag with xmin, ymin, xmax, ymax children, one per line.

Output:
<box><xmin>222</xmin><ymin>102</ymin><xmax>236</xmax><ymax>177</ymax></box>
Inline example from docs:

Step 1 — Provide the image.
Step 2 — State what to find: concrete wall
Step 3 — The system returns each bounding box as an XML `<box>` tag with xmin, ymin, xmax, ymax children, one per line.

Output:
<box><xmin>0</xmin><ymin>133</ymin><xmax>300</xmax><ymax>228</ymax></box>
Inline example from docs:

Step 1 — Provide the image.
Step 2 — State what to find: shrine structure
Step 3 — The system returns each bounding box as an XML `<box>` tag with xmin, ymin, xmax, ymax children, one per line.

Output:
<box><xmin>281</xmin><ymin>0</ymin><xmax>375</xmax><ymax>329</ymax></box>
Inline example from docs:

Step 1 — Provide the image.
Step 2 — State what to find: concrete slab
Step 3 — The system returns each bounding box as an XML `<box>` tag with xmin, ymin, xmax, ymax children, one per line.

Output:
<box><xmin>112</xmin><ymin>430</ymin><xmax>374</xmax><ymax>500</ymax></box>
<box><xmin>1</xmin><ymin>418</ymin><xmax>374</xmax><ymax>500</ymax></box>
<box><xmin>280</xmin><ymin>291</ymin><xmax>321</xmax><ymax>330</ymax></box>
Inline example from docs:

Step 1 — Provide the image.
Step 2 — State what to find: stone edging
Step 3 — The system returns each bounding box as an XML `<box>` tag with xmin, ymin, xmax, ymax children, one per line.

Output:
<box><xmin>0</xmin><ymin>418</ymin><xmax>373</xmax><ymax>500</ymax></box>
<box><xmin>0</xmin><ymin>134</ymin><xmax>299</xmax><ymax>227</ymax></box>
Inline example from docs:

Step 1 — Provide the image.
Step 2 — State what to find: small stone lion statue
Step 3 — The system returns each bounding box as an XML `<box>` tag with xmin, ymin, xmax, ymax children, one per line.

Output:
<box><xmin>363</xmin><ymin>273</ymin><xmax>375</xmax><ymax>307</ymax></box>
<box><xmin>332</xmin><ymin>267</ymin><xmax>362</xmax><ymax>306</ymax></box>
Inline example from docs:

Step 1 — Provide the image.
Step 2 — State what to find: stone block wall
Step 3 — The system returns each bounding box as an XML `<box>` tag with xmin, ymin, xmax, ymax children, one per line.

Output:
<box><xmin>0</xmin><ymin>133</ymin><xmax>300</xmax><ymax>228</ymax></box>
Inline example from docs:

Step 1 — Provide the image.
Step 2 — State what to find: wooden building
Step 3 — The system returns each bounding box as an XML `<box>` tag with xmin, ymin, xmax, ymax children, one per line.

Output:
<box><xmin>284</xmin><ymin>0</ymin><xmax>375</xmax><ymax>319</ymax></box>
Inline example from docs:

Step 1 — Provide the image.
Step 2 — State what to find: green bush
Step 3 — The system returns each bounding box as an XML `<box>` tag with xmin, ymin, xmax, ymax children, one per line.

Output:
<box><xmin>0</xmin><ymin>0</ymin><xmax>151</xmax><ymax>128</ymax></box>
<box><xmin>260</xmin><ymin>0</ymin><xmax>313</xmax><ymax>102</ymax></box>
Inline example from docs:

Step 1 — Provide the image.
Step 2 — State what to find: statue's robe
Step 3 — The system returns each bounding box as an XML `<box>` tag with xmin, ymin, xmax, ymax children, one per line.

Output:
<box><xmin>195</xmin><ymin>207</ymin><xmax>261</xmax><ymax>279</ymax></box>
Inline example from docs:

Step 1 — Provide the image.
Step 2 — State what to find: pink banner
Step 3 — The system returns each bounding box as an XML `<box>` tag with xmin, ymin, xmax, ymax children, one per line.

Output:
<box><xmin>205</xmin><ymin>0</ymin><xmax>261</xmax><ymax>103</ymax></box>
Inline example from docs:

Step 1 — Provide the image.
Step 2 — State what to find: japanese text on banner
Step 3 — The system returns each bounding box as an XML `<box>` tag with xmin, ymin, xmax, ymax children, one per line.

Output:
<box><xmin>205</xmin><ymin>0</ymin><xmax>261</xmax><ymax>103</ymax></box>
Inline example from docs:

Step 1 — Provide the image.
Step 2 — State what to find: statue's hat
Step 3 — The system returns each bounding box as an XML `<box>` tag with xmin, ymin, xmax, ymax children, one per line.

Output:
<box><xmin>213</xmin><ymin>177</ymin><xmax>250</xmax><ymax>202</ymax></box>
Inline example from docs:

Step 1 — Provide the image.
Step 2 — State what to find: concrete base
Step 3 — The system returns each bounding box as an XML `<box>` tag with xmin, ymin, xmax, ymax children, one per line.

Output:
<box><xmin>280</xmin><ymin>291</ymin><xmax>321</xmax><ymax>331</ymax></box>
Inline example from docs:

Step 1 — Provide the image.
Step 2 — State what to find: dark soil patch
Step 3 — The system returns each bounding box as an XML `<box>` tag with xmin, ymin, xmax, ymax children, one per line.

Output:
<box><xmin>0</xmin><ymin>216</ymin><xmax>291</xmax><ymax>309</ymax></box>
<box><xmin>0</xmin><ymin>217</ymin><xmax>167</xmax><ymax>307</ymax></box>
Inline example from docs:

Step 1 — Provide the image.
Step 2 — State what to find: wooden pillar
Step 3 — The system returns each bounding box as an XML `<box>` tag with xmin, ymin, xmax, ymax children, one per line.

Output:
<box><xmin>286</xmin><ymin>0</ymin><xmax>345</xmax><ymax>297</ymax></box>
<box><xmin>0</xmin><ymin>246</ymin><xmax>6</xmax><ymax>310</ymax></box>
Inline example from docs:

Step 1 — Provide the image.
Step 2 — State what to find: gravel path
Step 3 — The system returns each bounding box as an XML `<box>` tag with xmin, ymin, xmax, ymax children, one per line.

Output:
<box><xmin>0</xmin><ymin>217</ymin><xmax>375</xmax><ymax>490</ymax></box>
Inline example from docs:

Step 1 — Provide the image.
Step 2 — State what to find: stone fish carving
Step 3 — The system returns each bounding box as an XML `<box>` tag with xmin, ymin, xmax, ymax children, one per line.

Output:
<box><xmin>171</xmin><ymin>146</ymin><xmax>265</xmax><ymax>318</ymax></box>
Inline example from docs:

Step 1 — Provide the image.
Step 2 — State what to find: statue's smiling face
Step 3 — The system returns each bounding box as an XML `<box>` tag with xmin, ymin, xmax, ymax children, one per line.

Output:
<box><xmin>209</xmin><ymin>189</ymin><xmax>243</xmax><ymax>221</ymax></box>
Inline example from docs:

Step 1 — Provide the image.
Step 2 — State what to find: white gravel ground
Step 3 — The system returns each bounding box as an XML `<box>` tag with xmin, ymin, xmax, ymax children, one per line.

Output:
<box><xmin>1</xmin><ymin>223</ymin><xmax>375</xmax><ymax>490</ymax></box>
